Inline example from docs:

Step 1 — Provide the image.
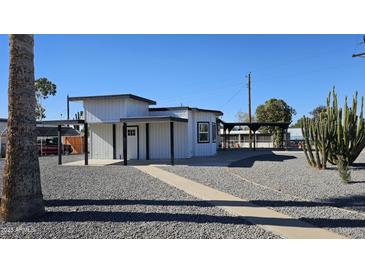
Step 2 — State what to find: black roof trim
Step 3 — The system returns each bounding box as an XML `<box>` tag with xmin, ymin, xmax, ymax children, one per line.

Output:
<box><xmin>68</xmin><ymin>94</ymin><xmax>156</xmax><ymax>105</ymax></box>
<box><xmin>120</xmin><ymin>116</ymin><xmax>188</xmax><ymax>123</ymax></box>
<box><xmin>149</xmin><ymin>106</ymin><xmax>223</xmax><ymax>116</ymax></box>
<box><xmin>0</xmin><ymin>118</ymin><xmax>7</xmax><ymax>122</ymax></box>
<box><xmin>37</xmin><ymin>119</ymin><xmax>85</xmax><ymax>125</ymax></box>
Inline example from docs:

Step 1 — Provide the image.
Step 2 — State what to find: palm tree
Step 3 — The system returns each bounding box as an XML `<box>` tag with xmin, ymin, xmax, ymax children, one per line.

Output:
<box><xmin>0</xmin><ymin>35</ymin><xmax>44</xmax><ymax>221</ymax></box>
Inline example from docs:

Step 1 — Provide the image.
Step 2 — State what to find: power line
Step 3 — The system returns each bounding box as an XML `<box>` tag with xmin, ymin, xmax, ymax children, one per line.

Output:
<box><xmin>221</xmin><ymin>84</ymin><xmax>244</xmax><ymax>107</ymax></box>
<box><xmin>352</xmin><ymin>35</ymin><xmax>365</xmax><ymax>58</ymax></box>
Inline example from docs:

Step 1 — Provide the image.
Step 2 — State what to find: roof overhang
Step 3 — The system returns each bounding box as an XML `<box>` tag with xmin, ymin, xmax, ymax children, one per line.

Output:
<box><xmin>120</xmin><ymin>116</ymin><xmax>188</xmax><ymax>123</ymax></box>
<box><xmin>149</xmin><ymin>107</ymin><xmax>223</xmax><ymax>116</ymax></box>
<box><xmin>37</xmin><ymin>119</ymin><xmax>85</xmax><ymax>125</ymax></box>
<box><xmin>68</xmin><ymin>94</ymin><xmax>156</xmax><ymax>105</ymax></box>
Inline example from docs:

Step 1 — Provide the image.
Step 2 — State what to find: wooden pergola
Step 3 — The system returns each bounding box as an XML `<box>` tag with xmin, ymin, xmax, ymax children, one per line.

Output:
<box><xmin>217</xmin><ymin>119</ymin><xmax>290</xmax><ymax>150</ymax></box>
<box><xmin>38</xmin><ymin>120</ymin><xmax>87</xmax><ymax>165</ymax></box>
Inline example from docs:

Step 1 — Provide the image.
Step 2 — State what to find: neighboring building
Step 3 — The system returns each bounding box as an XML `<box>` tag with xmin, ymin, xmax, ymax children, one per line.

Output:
<box><xmin>68</xmin><ymin>94</ymin><xmax>223</xmax><ymax>160</ymax></box>
<box><xmin>287</xmin><ymin>128</ymin><xmax>303</xmax><ymax>140</ymax></box>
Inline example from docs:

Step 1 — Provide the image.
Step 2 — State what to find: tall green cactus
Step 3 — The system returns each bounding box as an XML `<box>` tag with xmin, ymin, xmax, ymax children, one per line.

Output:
<box><xmin>301</xmin><ymin>88</ymin><xmax>365</xmax><ymax>181</ymax></box>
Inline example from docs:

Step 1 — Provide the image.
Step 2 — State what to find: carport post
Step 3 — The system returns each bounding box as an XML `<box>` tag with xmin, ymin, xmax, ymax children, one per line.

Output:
<box><xmin>84</xmin><ymin>123</ymin><xmax>88</xmax><ymax>165</ymax></box>
<box><xmin>123</xmin><ymin>122</ymin><xmax>127</xmax><ymax>165</ymax></box>
<box><xmin>57</xmin><ymin>125</ymin><xmax>62</xmax><ymax>165</ymax></box>
<box><xmin>253</xmin><ymin>130</ymin><xmax>256</xmax><ymax>151</ymax></box>
<box><xmin>170</xmin><ymin>121</ymin><xmax>174</xmax><ymax>165</ymax></box>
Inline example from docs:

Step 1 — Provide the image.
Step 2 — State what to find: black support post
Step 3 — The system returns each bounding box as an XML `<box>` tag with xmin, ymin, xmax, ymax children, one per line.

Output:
<box><xmin>57</xmin><ymin>125</ymin><xmax>62</xmax><ymax>165</ymax></box>
<box><xmin>146</xmin><ymin>123</ymin><xmax>150</xmax><ymax>160</ymax></box>
<box><xmin>253</xmin><ymin>130</ymin><xmax>256</xmax><ymax>151</ymax></box>
<box><xmin>67</xmin><ymin>94</ymin><xmax>70</xmax><ymax>120</ymax></box>
<box><xmin>84</xmin><ymin>123</ymin><xmax>88</xmax><ymax>165</ymax></box>
<box><xmin>123</xmin><ymin>122</ymin><xmax>127</xmax><ymax>165</ymax></box>
<box><xmin>170</xmin><ymin>121</ymin><xmax>174</xmax><ymax>166</ymax></box>
<box><xmin>112</xmin><ymin>124</ymin><xmax>116</xmax><ymax>159</ymax></box>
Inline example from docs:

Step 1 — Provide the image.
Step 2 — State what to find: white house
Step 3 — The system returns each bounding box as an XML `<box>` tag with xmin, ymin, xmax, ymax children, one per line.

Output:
<box><xmin>68</xmin><ymin>94</ymin><xmax>223</xmax><ymax>164</ymax></box>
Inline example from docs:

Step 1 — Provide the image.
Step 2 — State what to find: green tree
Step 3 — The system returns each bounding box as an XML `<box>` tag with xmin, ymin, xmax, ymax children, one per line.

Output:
<box><xmin>235</xmin><ymin>111</ymin><xmax>254</xmax><ymax>122</ymax></box>
<box><xmin>309</xmin><ymin>105</ymin><xmax>326</xmax><ymax>119</ymax></box>
<box><xmin>34</xmin><ymin>77</ymin><xmax>57</xmax><ymax>120</ymax></box>
<box><xmin>291</xmin><ymin>117</ymin><xmax>304</xmax><ymax>128</ymax></box>
<box><xmin>235</xmin><ymin>111</ymin><xmax>254</xmax><ymax>130</ymax></box>
<box><xmin>1</xmin><ymin>35</ymin><xmax>44</xmax><ymax>221</ymax></box>
<box><xmin>256</xmin><ymin>98</ymin><xmax>296</xmax><ymax>147</ymax></box>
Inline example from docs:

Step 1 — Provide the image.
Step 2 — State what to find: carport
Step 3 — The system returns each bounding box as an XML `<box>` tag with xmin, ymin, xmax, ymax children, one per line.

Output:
<box><xmin>218</xmin><ymin>119</ymin><xmax>290</xmax><ymax>150</ymax></box>
<box><xmin>37</xmin><ymin>119</ymin><xmax>87</xmax><ymax>165</ymax></box>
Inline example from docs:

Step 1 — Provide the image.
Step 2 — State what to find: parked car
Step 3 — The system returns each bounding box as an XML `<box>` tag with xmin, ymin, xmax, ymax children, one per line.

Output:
<box><xmin>38</xmin><ymin>138</ymin><xmax>73</xmax><ymax>156</ymax></box>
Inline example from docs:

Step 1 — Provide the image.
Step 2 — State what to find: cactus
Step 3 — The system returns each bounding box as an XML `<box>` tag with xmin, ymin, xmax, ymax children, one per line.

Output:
<box><xmin>301</xmin><ymin>88</ymin><xmax>365</xmax><ymax>182</ymax></box>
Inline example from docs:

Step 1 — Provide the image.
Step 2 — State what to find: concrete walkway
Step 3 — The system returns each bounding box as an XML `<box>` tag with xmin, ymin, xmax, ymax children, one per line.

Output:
<box><xmin>63</xmin><ymin>159</ymin><xmax>123</xmax><ymax>166</ymax></box>
<box><xmin>135</xmin><ymin>165</ymin><xmax>347</xmax><ymax>239</ymax></box>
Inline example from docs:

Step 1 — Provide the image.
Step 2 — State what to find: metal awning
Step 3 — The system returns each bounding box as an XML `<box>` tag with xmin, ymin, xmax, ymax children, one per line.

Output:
<box><xmin>37</xmin><ymin>119</ymin><xmax>85</xmax><ymax>125</ymax></box>
<box><xmin>120</xmin><ymin>116</ymin><xmax>188</xmax><ymax>123</ymax></box>
<box><xmin>1</xmin><ymin>126</ymin><xmax>80</xmax><ymax>137</ymax></box>
<box><xmin>37</xmin><ymin>127</ymin><xmax>80</xmax><ymax>137</ymax></box>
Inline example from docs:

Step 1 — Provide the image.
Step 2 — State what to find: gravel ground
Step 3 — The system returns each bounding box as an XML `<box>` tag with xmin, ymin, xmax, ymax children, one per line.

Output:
<box><xmin>162</xmin><ymin>151</ymin><xmax>365</xmax><ymax>239</ymax></box>
<box><xmin>0</xmin><ymin>156</ymin><xmax>279</xmax><ymax>239</ymax></box>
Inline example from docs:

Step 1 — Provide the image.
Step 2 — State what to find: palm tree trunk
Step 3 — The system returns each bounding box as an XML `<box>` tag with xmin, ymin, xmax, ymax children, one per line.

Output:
<box><xmin>0</xmin><ymin>35</ymin><xmax>44</xmax><ymax>222</ymax></box>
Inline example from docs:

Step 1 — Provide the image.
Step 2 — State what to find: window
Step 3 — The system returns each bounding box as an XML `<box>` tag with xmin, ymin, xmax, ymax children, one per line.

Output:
<box><xmin>212</xmin><ymin>122</ymin><xmax>217</xmax><ymax>143</ymax></box>
<box><xmin>197</xmin><ymin>122</ymin><xmax>210</xmax><ymax>143</ymax></box>
<box><xmin>127</xmin><ymin>129</ymin><xmax>136</xmax><ymax>136</ymax></box>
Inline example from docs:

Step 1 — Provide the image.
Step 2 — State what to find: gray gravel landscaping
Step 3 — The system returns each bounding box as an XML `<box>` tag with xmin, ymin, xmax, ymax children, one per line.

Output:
<box><xmin>162</xmin><ymin>150</ymin><xmax>365</xmax><ymax>239</ymax></box>
<box><xmin>0</xmin><ymin>156</ymin><xmax>279</xmax><ymax>239</ymax></box>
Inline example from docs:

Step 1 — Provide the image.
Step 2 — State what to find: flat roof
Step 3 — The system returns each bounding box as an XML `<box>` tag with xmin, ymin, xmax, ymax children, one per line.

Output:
<box><xmin>120</xmin><ymin>116</ymin><xmax>188</xmax><ymax>123</ymax></box>
<box><xmin>68</xmin><ymin>94</ymin><xmax>156</xmax><ymax>105</ymax></box>
<box><xmin>2</xmin><ymin>126</ymin><xmax>80</xmax><ymax>137</ymax></box>
<box><xmin>149</xmin><ymin>106</ymin><xmax>223</xmax><ymax>116</ymax></box>
<box><xmin>37</xmin><ymin>119</ymin><xmax>85</xmax><ymax>125</ymax></box>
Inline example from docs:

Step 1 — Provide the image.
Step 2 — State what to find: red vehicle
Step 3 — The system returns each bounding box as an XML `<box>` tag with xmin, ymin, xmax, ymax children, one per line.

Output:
<box><xmin>38</xmin><ymin>137</ymin><xmax>73</xmax><ymax>156</ymax></box>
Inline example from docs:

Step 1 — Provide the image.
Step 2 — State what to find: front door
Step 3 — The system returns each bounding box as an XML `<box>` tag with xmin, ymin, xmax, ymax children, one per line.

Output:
<box><xmin>127</xmin><ymin>126</ymin><xmax>138</xmax><ymax>159</ymax></box>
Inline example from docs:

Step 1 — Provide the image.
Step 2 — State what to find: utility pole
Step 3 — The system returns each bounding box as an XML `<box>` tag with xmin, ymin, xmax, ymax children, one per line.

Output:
<box><xmin>247</xmin><ymin>72</ymin><xmax>252</xmax><ymax>149</ymax></box>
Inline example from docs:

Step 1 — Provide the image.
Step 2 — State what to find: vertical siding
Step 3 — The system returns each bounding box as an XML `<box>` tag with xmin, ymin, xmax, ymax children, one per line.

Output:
<box><xmin>174</xmin><ymin>122</ymin><xmax>189</xmax><ymax>158</ymax></box>
<box><xmin>149</xmin><ymin>123</ymin><xmax>170</xmax><ymax>159</ymax></box>
<box><xmin>90</xmin><ymin>124</ymin><xmax>113</xmax><ymax>159</ymax></box>
<box><xmin>149</xmin><ymin>122</ymin><xmax>189</xmax><ymax>159</ymax></box>
<box><xmin>126</xmin><ymin>99</ymin><xmax>149</xmax><ymax>117</ymax></box>
<box><xmin>191</xmin><ymin>110</ymin><xmax>218</xmax><ymax>157</ymax></box>
<box><xmin>84</xmin><ymin>98</ymin><xmax>149</xmax><ymax>123</ymax></box>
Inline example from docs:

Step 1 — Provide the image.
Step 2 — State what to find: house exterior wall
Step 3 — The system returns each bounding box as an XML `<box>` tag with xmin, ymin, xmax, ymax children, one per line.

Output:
<box><xmin>189</xmin><ymin>110</ymin><xmax>218</xmax><ymax>157</ymax></box>
<box><xmin>84</xmin><ymin>98</ymin><xmax>149</xmax><ymax>123</ymax></box>
<box><xmin>149</xmin><ymin>122</ymin><xmax>188</xmax><ymax>159</ymax></box>
<box><xmin>90</xmin><ymin>123</ymin><xmax>113</xmax><ymax>159</ymax></box>
<box><xmin>89</xmin><ymin>121</ymin><xmax>188</xmax><ymax>160</ymax></box>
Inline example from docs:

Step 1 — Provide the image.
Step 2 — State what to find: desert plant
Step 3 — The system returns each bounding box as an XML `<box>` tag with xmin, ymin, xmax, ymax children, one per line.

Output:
<box><xmin>301</xmin><ymin>88</ymin><xmax>365</xmax><ymax>182</ymax></box>
<box><xmin>337</xmin><ymin>156</ymin><xmax>351</xmax><ymax>183</ymax></box>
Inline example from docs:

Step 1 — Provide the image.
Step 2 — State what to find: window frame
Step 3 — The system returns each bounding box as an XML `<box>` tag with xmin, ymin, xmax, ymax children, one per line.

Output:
<box><xmin>197</xmin><ymin>122</ymin><xmax>210</xmax><ymax>143</ymax></box>
<box><xmin>212</xmin><ymin>122</ymin><xmax>217</xmax><ymax>143</ymax></box>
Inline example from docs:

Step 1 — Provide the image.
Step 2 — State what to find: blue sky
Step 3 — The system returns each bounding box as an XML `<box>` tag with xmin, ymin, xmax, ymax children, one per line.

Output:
<box><xmin>0</xmin><ymin>34</ymin><xmax>364</xmax><ymax>123</ymax></box>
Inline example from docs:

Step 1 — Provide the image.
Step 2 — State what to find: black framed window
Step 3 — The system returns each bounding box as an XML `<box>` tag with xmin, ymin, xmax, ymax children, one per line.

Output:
<box><xmin>197</xmin><ymin>122</ymin><xmax>210</xmax><ymax>143</ymax></box>
<box><xmin>212</xmin><ymin>122</ymin><xmax>217</xmax><ymax>143</ymax></box>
